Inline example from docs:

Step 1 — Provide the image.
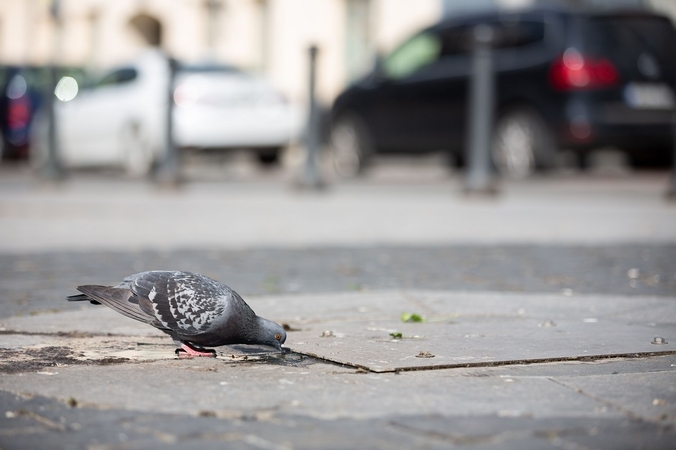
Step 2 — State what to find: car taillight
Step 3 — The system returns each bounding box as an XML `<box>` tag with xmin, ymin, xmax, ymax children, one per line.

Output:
<box><xmin>8</xmin><ymin>97</ymin><xmax>30</xmax><ymax>130</ymax></box>
<box><xmin>549</xmin><ymin>48</ymin><xmax>619</xmax><ymax>91</ymax></box>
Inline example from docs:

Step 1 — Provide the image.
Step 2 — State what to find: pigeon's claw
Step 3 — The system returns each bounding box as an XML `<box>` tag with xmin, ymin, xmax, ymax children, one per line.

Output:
<box><xmin>175</xmin><ymin>344</ymin><xmax>217</xmax><ymax>358</ymax></box>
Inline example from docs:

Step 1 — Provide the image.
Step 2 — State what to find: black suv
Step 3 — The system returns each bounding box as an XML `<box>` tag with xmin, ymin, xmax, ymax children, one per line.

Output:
<box><xmin>329</xmin><ymin>7</ymin><xmax>676</xmax><ymax>177</ymax></box>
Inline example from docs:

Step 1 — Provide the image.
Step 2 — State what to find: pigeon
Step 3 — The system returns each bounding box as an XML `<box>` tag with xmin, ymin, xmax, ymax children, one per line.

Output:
<box><xmin>67</xmin><ymin>271</ymin><xmax>286</xmax><ymax>358</ymax></box>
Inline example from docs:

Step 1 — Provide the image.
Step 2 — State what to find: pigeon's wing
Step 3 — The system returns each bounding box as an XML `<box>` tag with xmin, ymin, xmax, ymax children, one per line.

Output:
<box><xmin>75</xmin><ymin>285</ymin><xmax>157</xmax><ymax>325</ymax></box>
<box><xmin>127</xmin><ymin>271</ymin><xmax>233</xmax><ymax>336</ymax></box>
<box><xmin>66</xmin><ymin>293</ymin><xmax>100</xmax><ymax>304</ymax></box>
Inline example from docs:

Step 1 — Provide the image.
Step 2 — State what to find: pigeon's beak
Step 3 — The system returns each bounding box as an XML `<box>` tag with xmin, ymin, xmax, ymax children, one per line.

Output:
<box><xmin>273</xmin><ymin>341</ymin><xmax>284</xmax><ymax>353</ymax></box>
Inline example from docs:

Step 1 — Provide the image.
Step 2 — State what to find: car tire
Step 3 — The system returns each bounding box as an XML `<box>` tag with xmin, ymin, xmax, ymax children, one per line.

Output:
<box><xmin>491</xmin><ymin>108</ymin><xmax>556</xmax><ymax>179</ymax></box>
<box><xmin>256</xmin><ymin>147</ymin><xmax>281</xmax><ymax>166</ymax></box>
<box><xmin>121</xmin><ymin>123</ymin><xmax>154</xmax><ymax>177</ymax></box>
<box><xmin>329</xmin><ymin>114</ymin><xmax>373</xmax><ymax>178</ymax></box>
<box><xmin>627</xmin><ymin>147</ymin><xmax>672</xmax><ymax>168</ymax></box>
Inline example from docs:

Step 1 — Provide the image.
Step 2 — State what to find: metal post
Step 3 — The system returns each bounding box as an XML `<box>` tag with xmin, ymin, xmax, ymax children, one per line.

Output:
<box><xmin>668</xmin><ymin>113</ymin><xmax>676</xmax><ymax>199</ymax></box>
<box><xmin>41</xmin><ymin>65</ymin><xmax>64</xmax><ymax>180</ymax></box>
<box><xmin>41</xmin><ymin>0</ymin><xmax>64</xmax><ymax>180</ymax></box>
<box><xmin>156</xmin><ymin>56</ymin><xmax>180</xmax><ymax>186</ymax></box>
<box><xmin>464</xmin><ymin>24</ymin><xmax>497</xmax><ymax>194</ymax></box>
<box><xmin>298</xmin><ymin>45</ymin><xmax>325</xmax><ymax>189</ymax></box>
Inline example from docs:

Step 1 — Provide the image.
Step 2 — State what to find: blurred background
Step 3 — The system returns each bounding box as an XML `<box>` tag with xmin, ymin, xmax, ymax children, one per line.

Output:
<box><xmin>0</xmin><ymin>0</ymin><xmax>675</xmax><ymax>331</ymax></box>
<box><xmin>0</xmin><ymin>0</ymin><xmax>674</xmax><ymax>181</ymax></box>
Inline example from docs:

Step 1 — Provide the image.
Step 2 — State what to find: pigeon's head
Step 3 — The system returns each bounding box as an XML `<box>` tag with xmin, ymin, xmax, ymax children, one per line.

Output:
<box><xmin>258</xmin><ymin>317</ymin><xmax>287</xmax><ymax>351</ymax></box>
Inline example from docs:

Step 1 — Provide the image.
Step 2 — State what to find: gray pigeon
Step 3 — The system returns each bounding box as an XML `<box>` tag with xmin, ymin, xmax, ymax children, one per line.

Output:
<box><xmin>67</xmin><ymin>271</ymin><xmax>286</xmax><ymax>357</ymax></box>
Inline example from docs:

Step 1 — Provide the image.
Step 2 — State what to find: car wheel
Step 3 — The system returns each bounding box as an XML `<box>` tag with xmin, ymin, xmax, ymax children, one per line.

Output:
<box><xmin>627</xmin><ymin>147</ymin><xmax>672</xmax><ymax>168</ymax></box>
<box><xmin>492</xmin><ymin>109</ymin><xmax>555</xmax><ymax>179</ymax></box>
<box><xmin>256</xmin><ymin>147</ymin><xmax>281</xmax><ymax>166</ymax></box>
<box><xmin>329</xmin><ymin>115</ymin><xmax>372</xmax><ymax>178</ymax></box>
<box><xmin>121</xmin><ymin>124</ymin><xmax>154</xmax><ymax>177</ymax></box>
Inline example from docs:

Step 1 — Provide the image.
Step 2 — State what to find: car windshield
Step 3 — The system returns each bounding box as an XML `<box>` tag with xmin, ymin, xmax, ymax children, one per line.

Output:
<box><xmin>96</xmin><ymin>68</ymin><xmax>138</xmax><ymax>87</ymax></box>
<box><xmin>382</xmin><ymin>31</ymin><xmax>441</xmax><ymax>80</ymax></box>
<box><xmin>179</xmin><ymin>64</ymin><xmax>240</xmax><ymax>74</ymax></box>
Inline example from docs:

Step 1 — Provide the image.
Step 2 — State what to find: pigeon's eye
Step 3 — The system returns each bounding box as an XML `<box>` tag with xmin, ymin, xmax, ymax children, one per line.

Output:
<box><xmin>275</xmin><ymin>333</ymin><xmax>282</xmax><ymax>341</ymax></box>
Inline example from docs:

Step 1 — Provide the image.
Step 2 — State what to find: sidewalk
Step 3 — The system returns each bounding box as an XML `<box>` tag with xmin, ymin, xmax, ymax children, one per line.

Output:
<box><xmin>0</xmin><ymin>167</ymin><xmax>675</xmax><ymax>448</ymax></box>
<box><xmin>0</xmin><ymin>169</ymin><xmax>675</xmax><ymax>253</ymax></box>
<box><xmin>1</xmin><ymin>290</ymin><xmax>675</xmax><ymax>448</ymax></box>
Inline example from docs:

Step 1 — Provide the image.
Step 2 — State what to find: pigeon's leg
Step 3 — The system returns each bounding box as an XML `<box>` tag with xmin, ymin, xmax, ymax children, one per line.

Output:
<box><xmin>175</xmin><ymin>342</ymin><xmax>217</xmax><ymax>358</ymax></box>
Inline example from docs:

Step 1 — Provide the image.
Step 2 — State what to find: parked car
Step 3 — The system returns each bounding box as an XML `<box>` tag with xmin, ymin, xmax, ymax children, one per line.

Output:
<box><xmin>32</xmin><ymin>50</ymin><xmax>302</xmax><ymax>176</ymax></box>
<box><xmin>1</xmin><ymin>65</ymin><xmax>41</xmax><ymax>160</ymax></box>
<box><xmin>329</xmin><ymin>6</ymin><xmax>676</xmax><ymax>177</ymax></box>
<box><xmin>1</xmin><ymin>65</ymin><xmax>85</xmax><ymax>160</ymax></box>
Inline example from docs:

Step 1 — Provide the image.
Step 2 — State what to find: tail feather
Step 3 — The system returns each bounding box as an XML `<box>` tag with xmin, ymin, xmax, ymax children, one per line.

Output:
<box><xmin>66</xmin><ymin>293</ymin><xmax>100</xmax><ymax>304</ymax></box>
<box><xmin>76</xmin><ymin>285</ymin><xmax>155</xmax><ymax>325</ymax></box>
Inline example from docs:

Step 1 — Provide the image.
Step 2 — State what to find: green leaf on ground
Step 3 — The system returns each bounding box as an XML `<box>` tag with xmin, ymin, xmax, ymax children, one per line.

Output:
<box><xmin>401</xmin><ymin>312</ymin><xmax>424</xmax><ymax>323</ymax></box>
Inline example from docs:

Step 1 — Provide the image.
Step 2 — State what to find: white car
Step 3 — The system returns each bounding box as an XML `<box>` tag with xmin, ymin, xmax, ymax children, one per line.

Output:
<box><xmin>33</xmin><ymin>50</ymin><xmax>302</xmax><ymax>176</ymax></box>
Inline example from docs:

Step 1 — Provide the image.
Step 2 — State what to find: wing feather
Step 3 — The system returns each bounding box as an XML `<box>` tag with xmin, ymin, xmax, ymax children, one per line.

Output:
<box><xmin>76</xmin><ymin>285</ymin><xmax>155</xmax><ymax>325</ymax></box>
<box><xmin>128</xmin><ymin>271</ymin><xmax>230</xmax><ymax>336</ymax></box>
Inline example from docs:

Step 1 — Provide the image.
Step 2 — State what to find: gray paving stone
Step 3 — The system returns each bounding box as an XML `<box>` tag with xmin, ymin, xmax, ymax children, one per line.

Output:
<box><xmin>290</xmin><ymin>317</ymin><xmax>675</xmax><ymax>372</ymax></box>
<box><xmin>3</xmin><ymin>245</ymin><xmax>675</xmax><ymax>320</ymax></box>
<box><xmin>2</xmin><ymin>372</ymin><xmax>674</xmax><ymax>450</ymax></box>
<box><xmin>553</xmin><ymin>371</ymin><xmax>676</xmax><ymax>423</ymax></box>
<box><xmin>0</xmin><ymin>359</ymin><xmax>621</xmax><ymax>421</ymax></box>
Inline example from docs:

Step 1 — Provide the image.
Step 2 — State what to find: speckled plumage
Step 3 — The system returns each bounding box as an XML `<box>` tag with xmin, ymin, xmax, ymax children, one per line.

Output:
<box><xmin>68</xmin><ymin>271</ymin><xmax>286</xmax><ymax>355</ymax></box>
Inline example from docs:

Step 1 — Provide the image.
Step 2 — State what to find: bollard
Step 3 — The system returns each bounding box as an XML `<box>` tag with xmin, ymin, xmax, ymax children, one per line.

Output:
<box><xmin>464</xmin><ymin>24</ymin><xmax>497</xmax><ymax>194</ymax></box>
<box><xmin>42</xmin><ymin>1</ymin><xmax>65</xmax><ymax>181</ymax></box>
<box><xmin>298</xmin><ymin>45</ymin><xmax>325</xmax><ymax>189</ymax></box>
<box><xmin>668</xmin><ymin>113</ymin><xmax>676</xmax><ymax>199</ymax></box>
<box><xmin>156</xmin><ymin>56</ymin><xmax>180</xmax><ymax>186</ymax></box>
<box><xmin>41</xmin><ymin>65</ymin><xmax>64</xmax><ymax>180</ymax></box>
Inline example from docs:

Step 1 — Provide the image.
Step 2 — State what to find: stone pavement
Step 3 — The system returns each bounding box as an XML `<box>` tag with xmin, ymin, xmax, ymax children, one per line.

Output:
<box><xmin>1</xmin><ymin>165</ymin><xmax>676</xmax><ymax>448</ymax></box>
<box><xmin>0</xmin><ymin>290</ymin><xmax>675</xmax><ymax>449</ymax></box>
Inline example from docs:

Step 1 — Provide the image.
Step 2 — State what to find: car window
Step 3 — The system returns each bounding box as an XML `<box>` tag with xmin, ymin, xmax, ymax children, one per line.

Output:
<box><xmin>493</xmin><ymin>20</ymin><xmax>545</xmax><ymax>49</ymax></box>
<box><xmin>439</xmin><ymin>26</ymin><xmax>475</xmax><ymax>56</ymax></box>
<box><xmin>0</xmin><ymin>68</ymin><xmax>9</xmax><ymax>89</ymax></box>
<box><xmin>439</xmin><ymin>20</ymin><xmax>545</xmax><ymax>54</ymax></box>
<box><xmin>96</xmin><ymin>68</ymin><xmax>138</xmax><ymax>88</ymax></box>
<box><xmin>382</xmin><ymin>31</ymin><xmax>442</xmax><ymax>80</ymax></box>
<box><xmin>579</xmin><ymin>16</ymin><xmax>676</xmax><ymax>79</ymax></box>
<box><xmin>180</xmin><ymin>64</ymin><xmax>240</xmax><ymax>74</ymax></box>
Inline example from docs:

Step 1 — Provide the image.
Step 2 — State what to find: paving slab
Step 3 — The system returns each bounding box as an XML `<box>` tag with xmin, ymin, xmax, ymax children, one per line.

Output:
<box><xmin>1</xmin><ymin>355</ymin><xmax>675</xmax><ymax>449</ymax></box>
<box><xmin>1</xmin><ymin>291</ymin><xmax>674</xmax><ymax>372</ymax></box>
<box><xmin>552</xmin><ymin>371</ymin><xmax>676</xmax><ymax>423</ymax></box>
<box><xmin>4</xmin><ymin>388</ymin><xmax>673</xmax><ymax>450</ymax></box>
<box><xmin>0</xmin><ymin>357</ymin><xmax>617</xmax><ymax>420</ymax></box>
<box><xmin>290</xmin><ymin>317</ymin><xmax>675</xmax><ymax>372</ymax></box>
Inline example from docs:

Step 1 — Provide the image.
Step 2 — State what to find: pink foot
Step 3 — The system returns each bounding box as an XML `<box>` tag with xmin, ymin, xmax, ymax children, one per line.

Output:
<box><xmin>175</xmin><ymin>344</ymin><xmax>217</xmax><ymax>358</ymax></box>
